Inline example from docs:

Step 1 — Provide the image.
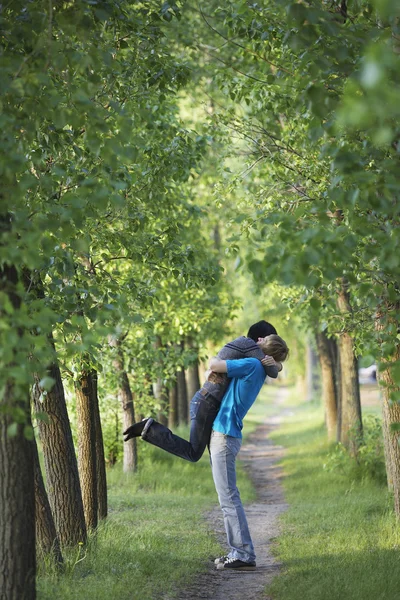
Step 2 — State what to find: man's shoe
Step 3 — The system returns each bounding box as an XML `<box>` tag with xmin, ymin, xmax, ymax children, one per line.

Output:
<box><xmin>214</xmin><ymin>555</ymin><xmax>229</xmax><ymax>565</ymax></box>
<box><xmin>216</xmin><ymin>557</ymin><xmax>256</xmax><ymax>571</ymax></box>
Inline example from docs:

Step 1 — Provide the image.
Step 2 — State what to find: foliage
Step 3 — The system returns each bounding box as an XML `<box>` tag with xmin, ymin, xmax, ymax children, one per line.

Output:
<box><xmin>324</xmin><ymin>414</ymin><xmax>387</xmax><ymax>484</ymax></box>
<box><xmin>0</xmin><ymin>0</ymin><xmax>235</xmax><ymax>429</ymax></box>
<box><xmin>174</xmin><ymin>0</ymin><xmax>400</xmax><ymax>381</ymax></box>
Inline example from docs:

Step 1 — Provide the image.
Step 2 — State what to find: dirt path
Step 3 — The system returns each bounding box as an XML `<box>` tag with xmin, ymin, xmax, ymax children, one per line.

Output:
<box><xmin>172</xmin><ymin>386</ymin><xmax>290</xmax><ymax>600</ymax></box>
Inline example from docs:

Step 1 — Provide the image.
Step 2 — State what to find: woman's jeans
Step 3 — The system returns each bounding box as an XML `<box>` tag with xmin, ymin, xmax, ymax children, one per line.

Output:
<box><xmin>210</xmin><ymin>430</ymin><xmax>256</xmax><ymax>563</ymax></box>
<box><xmin>142</xmin><ymin>389</ymin><xmax>221</xmax><ymax>462</ymax></box>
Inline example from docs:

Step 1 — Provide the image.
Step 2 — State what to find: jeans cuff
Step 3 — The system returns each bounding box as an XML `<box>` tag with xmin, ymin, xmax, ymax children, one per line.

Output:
<box><xmin>141</xmin><ymin>417</ymin><xmax>154</xmax><ymax>439</ymax></box>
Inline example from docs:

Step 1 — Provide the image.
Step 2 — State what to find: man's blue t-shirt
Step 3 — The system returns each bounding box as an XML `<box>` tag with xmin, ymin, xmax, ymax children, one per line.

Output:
<box><xmin>212</xmin><ymin>358</ymin><xmax>266</xmax><ymax>438</ymax></box>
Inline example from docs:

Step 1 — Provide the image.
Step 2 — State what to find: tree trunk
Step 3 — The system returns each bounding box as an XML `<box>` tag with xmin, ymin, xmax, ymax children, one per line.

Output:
<box><xmin>168</xmin><ymin>381</ymin><xmax>179</xmax><ymax>429</ymax></box>
<box><xmin>381</xmin><ymin>388</ymin><xmax>395</xmax><ymax>492</ymax></box>
<box><xmin>153</xmin><ymin>335</ymin><xmax>169</xmax><ymax>427</ymax></box>
<box><xmin>154</xmin><ymin>380</ymin><xmax>169</xmax><ymax>426</ymax></box>
<box><xmin>379</xmin><ymin>363</ymin><xmax>400</xmax><ymax>516</ymax></box>
<box><xmin>306</xmin><ymin>340</ymin><xmax>319</xmax><ymax>402</ymax></box>
<box><xmin>337</xmin><ymin>282</ymin><xmax>362</xmax><ymax>454</ymax></box>
<box><xmin>186</xmin><ymin>338</ymin><xmax>201</xmax><ymax>405</ymax></box>
<box><xmin>75</xmin><ymin>368</ymin><xmax>98</xmax><ymax>531</ymax></box>
<box><xmin>315</xmin><ymin>330</ymin><xmax>338</xmax><ymax>441</ymax></box>
<box><xmin>0</xmin><ymin>392</ymin><xmax>36</xmax><ymax>600</ymax></box>
<box><xmin>113</xmin><ymin>344</ymin><xmax>138</xmax><ymax>473</ymax></box>
<box><xmin>177</xmin><ymin>368</ymin><xmax>188</xmax><ymax>425</ymax></box>
<box><xmin>33</xmin><ymin>436</ymin><xmax>63</xmax><ymax>566</ymax></box>
<box><xmin>32</xmin><ymin>357</ymin><xmax>87</xmax><ymax>546</ymax></box>
<box><xmin>92</xmin><ymin>371</ymin><xmax>107</xmax><ymax>520</ymax></box>
<box><xmin>376</xmin><ymin>305</ymin><xmax>400</xmax><ymax>512</ymax></box>
<box><xmin>335</xmin><ymin>339</ymin><xmax>343</xmax><ymax>443</ymax></box>
<box><xmin>0</xmin><ymin>256</ymin><xmax>36</xmax><ymax>598</ymax></box>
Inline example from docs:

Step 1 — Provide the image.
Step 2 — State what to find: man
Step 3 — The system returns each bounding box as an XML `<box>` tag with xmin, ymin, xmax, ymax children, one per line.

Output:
<box><xmin>208</xmin><ymin>335</ymin><xmax>289</xmax><ymax>571</ymax></box>
<box><xmin>123</xmin><ymin>320</ymin><xmax>281</xmax><ymax>462</ymax></box>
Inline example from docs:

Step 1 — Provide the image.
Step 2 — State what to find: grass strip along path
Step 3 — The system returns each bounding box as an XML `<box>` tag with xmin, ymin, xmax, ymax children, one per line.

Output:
<box><xmin>268</xmin><ymin>397</ymin><xmax>400</xmax><ymax>600</ymax></box>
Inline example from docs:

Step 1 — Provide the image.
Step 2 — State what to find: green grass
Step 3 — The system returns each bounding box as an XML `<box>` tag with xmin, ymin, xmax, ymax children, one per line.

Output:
<box><xmin>38</xmin><ymin>386</ymin><xmax>396</xmax><ymax>599</ymax></box>
<box><xmin>37</xmin><ymin>423</ymin><xmax>256</xmax><ymax>600</ymax></box>
<box><xmin>267</xmin><ymin>402</ymin><xmax>400</xmax><ymax>600</ymax></box>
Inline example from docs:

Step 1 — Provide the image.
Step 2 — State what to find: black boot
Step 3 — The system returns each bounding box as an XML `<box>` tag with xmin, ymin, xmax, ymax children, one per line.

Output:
<box><xmin>123</xmin><ymin>419</ymin><xmax>149</xmax><ymax>441</ymax></box>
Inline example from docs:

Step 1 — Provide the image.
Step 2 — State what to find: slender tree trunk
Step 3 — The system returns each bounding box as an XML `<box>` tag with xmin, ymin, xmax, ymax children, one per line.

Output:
<box><xmin>32</xmin><ymin>357</ymin><xmax>87</xmax><ymax>546</ymax></box>
<box><xmin>381</xmin><ymin>389</ymin><xmax>395</xmax><ymax>492</ymax></box>
<box><xmin>379</xmin><ymin>363</ymin><xmax>400</xmax><ymax>515</ymax></box>
<box><xmin>335</xmin><ymin>340</ymin><xmax>343</xmax><ymax>443</ymax></box>
<box><xmin>376</xmin><ymin>305</ymin><xmax>400</xmax><ymax>512</ymax></box>
<box><xmin>168</xmin><ymin>381</ymin><xmax>179</xmax><ymax>429</ymax></box>
<box><xmin>113</xmin><ymin>344</ymin><xmax>137</xmax><ymax>473</ymax></box>
<box><xmin>177</xmin><ymin>368</ymin><xmax>188</xmax><ymax>425</ymax></box>
<box><xmin>198</xmin><ymin>360</ymin><xmax>207</xmax><ymax>387</ymax></box>
<box><xmin>337</xmin><ymin>282</ymin><xmax>362</xmax><ymax>454</ymax></box>
<box><xmin>315</xmin><ymin>330</ymin><xmax>338</xmax><ymax>441</ymax></box>
<box><xmin>306</xmin><ymin>341</ymin><xmax>319</xmax><ymax>402</ymax></box>
<box><xmin>33</xmin><ymin>436</ymin><xmax>63</xmax><ymax>566</ymax></box>
<box><xmin>153</xmin><ymin>335</ymin><xmax>169</xmax><ymax>426</ymax></box>
<box><xmin>186</xmin><ymin>338</ymin><xmax>201</xmax><ymax>404</ymax></box>
<box><xmin>75</xmin><ymin>368</ymin><xmax>98</xmax><ymax>531</ymax></box>
<box><xmin>186</xmin><ymin>362</ymin><xmax>201</xmax><ymax>401</ymax></box>
<box><xmin>92</xmin><ymin>371</ymin><xmax>107</xmax><ymax>520</ymax></box>
<box><xmin>155</xmin><ymin>381</ymin><xmax>169</xmax><ymax>426</ymax></box>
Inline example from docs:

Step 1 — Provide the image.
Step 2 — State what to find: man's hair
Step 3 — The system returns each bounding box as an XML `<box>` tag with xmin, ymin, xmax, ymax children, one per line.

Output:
<box><xmin>247</xmin><ymin>320</ymin><xmax>277</xmax><ymax>342</ymax></box>
<box><xmin>259</xmin><ymin>335</ymin><xmax>289</xmax><ymax>363</ymax></box>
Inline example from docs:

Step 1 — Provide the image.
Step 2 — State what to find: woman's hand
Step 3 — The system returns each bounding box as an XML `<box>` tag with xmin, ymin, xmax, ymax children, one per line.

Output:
<box><xmin>261</xmin><ymin>355</ymin><xmax>277</xmax><ymax>368</ymax></box>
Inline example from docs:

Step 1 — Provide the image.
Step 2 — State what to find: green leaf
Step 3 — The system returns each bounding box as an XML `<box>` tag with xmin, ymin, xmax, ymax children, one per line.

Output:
<box><xmin>35</xmin><ymin>411</ymin><xmax>50</xmax><ymax>424</ymax></box>
<box><xmin>39</xmin><ymin>376</ymin><xmax>56</xmax><ymax>391</ymax></box>
<box><xmin>7</xmin><ymin>423</ymin><xmax>18</xmax><ymax>438</ymax></box>
<box><xmin>24</xmin><ymin>425</ymin><xmax>34</xmax><ymax>441</ymax></box>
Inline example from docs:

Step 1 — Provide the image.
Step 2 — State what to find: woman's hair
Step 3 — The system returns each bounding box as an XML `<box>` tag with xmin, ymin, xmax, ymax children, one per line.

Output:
<box><xmin>259</xmin><ymin>334</ymin><xmax>289</xmax><ymax>363</ymax></box>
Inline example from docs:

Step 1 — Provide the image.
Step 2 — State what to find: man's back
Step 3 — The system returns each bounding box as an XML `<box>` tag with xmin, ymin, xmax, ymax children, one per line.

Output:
<box><xmin>212</xmin><ymin>358</ymin><xmax>266</xmax><ymax>438</ymax></box>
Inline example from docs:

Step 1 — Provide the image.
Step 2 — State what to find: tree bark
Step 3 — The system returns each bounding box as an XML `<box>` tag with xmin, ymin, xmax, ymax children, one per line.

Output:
<box><xmin>376</xmin><ymin>305</ymin><xmax>400</xmax><ymax>512</ymax></box>
<box><xmin>305</xmin><ymin>341</ymin><xmax>319</xmax><ymax>402</ymax></box>
<box><xmin>315</xmin><ymin>330</ymin><xmax>338</xmax><ymax>441</ymax></box>
<box><xmin>153</xmin><ymin>335</ymin><xmax>169</xmax><ymax>427</ymax></box>
<box><xmin>75</xmin><ymin>368</ymin><xmax>98</xmax><ymax>531</ymax></box>
<box><xmin>177</xmin><ymin>368</ymin><xmax>188</xmax><ymax>424</ymax></box>
<box><xmin>32</xmin><ymin>356</ymin><xmax>87</xmax><ymax>546</ymax></box>
<box><xmin>91</xmin><ymin>371</ymin><xmax>107</xmax><ymax>520</ymax></box>
<box><xmin>0</xmin><ymin>404</ymin><xmax>36</xmax><ymax>600</ymax></box>
<box><xmin>381</xmin><ymin>388</ymin><xmax>396</xmax><ymax>492</ymax></box>
<box><xmin>337</xmin><ymin>282</ymin><xmax>362</xmax><ymax>454</ymax></box>
<box><xmin>186</xmin><ymin>338</ymin><xmax>201</xmax><ymax>405</ymax></box>
<box><xmin>33</xmin><ymin>435</ymin><xmax>63</xmax><ymax>566</ymax></box>
<box><xmin>113</xmin><ymin>344</ymin><xmax>138</xmax><ymax>473</ymax></box>
<box><xmin>168</xmin><ymin>381</ymin><xmax>179</xmax><ymax>429</ymax></box>
<box><xmin>154</xmin><ymin>380</ymin><xmax>169</xmax><ymax>426</ymax></box>
<box><xmin>379</xmin><ymin>366</ymin><xmax>400</xmax><ymax>515</ymax></box>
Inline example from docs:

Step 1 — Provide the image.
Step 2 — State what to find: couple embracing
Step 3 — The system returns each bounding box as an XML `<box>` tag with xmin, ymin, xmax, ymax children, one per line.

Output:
<box><xmin>124</xmin><ymin>320</ymin><xmax>289</xmax><ymax>571</ymax></box>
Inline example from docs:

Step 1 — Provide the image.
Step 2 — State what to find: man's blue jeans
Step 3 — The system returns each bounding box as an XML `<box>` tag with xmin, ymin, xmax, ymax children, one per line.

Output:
<box><xmin>142</xmin><ymin>390</ymin><xmax>220</xmax><ymax>462</ymax></box>
<box><xmin>210</xmin><ymin>430</ymin><xmax>256</xmax><ymax>563</ymax></box>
